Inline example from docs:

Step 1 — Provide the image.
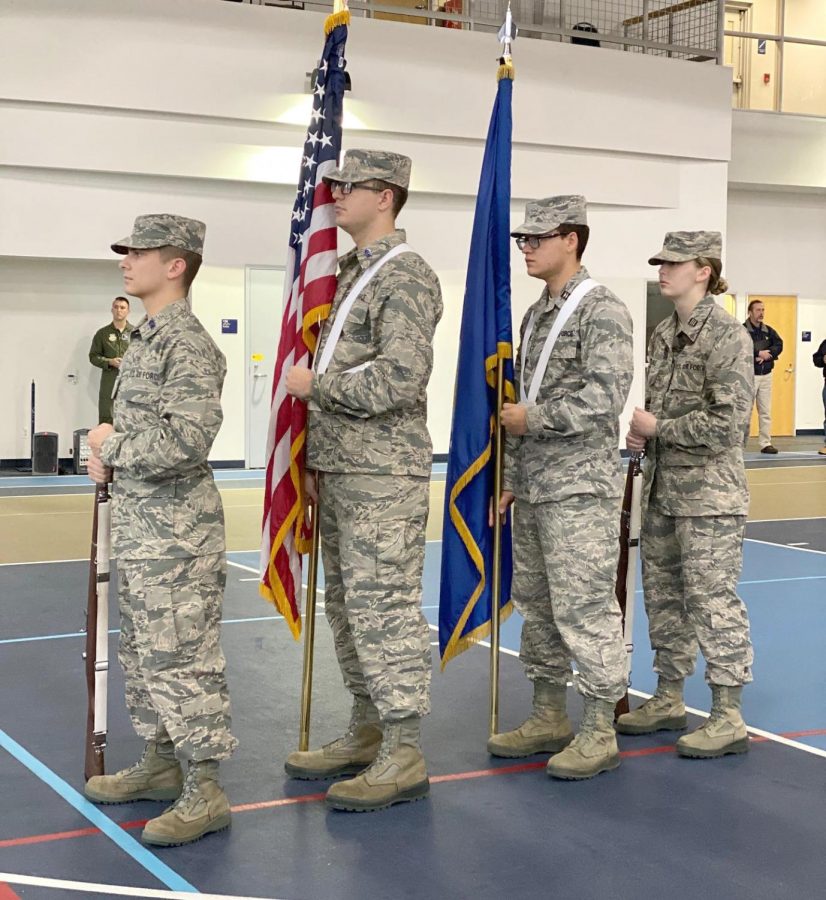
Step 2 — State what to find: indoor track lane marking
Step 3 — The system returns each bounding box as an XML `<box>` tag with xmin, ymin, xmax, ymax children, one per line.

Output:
<box><xmin>0</xmin><ymin>730</ymin><xmax>197</xmax><ymax>893</ymax></box>
<box><xmin>3</xmin><ymin>731</ymin><xmax>825</xmax><ymax>851</ymax></box>
<box><xmin>0</xmin><ymin>874</ymin><xmax>279</xmax><ymax>900</ymax></box>
<box><xmin>745</xmin><ymin>537</ymin><xmax>826</xmax><ymax>556</ymax></box>
<box><xmin>0</xmin><ymin>881</ymin><xmax>21</xmax><ymax>899</ymax></box>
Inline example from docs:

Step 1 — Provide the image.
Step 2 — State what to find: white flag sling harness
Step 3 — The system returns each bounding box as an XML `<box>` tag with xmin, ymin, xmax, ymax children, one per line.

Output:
<box><xmin>519</xmin><ymin>278</ymin><xmax>598</xmax><ymax>405</ymax></box>
<box><xmin>315</xmin><ymin>243</ymin><xmax>411</xmax><ymax>375</ymax></box>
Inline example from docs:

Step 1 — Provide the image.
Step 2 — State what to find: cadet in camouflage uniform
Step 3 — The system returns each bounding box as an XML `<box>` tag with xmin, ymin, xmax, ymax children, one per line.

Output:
<box><xmin>283</xmin><ymin>149</ymin><xmax>442</xmax><ymax>811</ymax></box>
<box><xmin>617</xmin><ymin>231</ymin><xmax>754</xmax><ymax>758</ymax></box>
<box><xmin>85</xmin><ymin>214</ymin><xmax>237</xmax><ymax>845</ymax></box>
<box><xmin>88</xmin><ymin>297</ymin><xmax>133</xmax><ymax>424</ymax></box>
<box><xmin>489</xmin><ymin>195</ymin><xmax>633</xmax><ymax>780</ymax></box>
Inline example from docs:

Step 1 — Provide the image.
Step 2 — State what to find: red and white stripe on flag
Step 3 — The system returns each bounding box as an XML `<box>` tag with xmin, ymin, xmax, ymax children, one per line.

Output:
<box><xmin>259</xmin><ymin>161</ymin><xmax>339</xmax><ymax>638</ymax></box>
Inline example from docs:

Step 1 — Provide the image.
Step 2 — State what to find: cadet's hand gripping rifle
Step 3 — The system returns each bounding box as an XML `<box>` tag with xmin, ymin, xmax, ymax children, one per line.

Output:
<box><xmin>614</xmin><ymin>451</ymin><xmax>644</xmax><ymax>719</ymax></box>
<box><xmin>84</xmin><ymin>482</ymin><xmax>111</xmax><ymax>780</ymax></box>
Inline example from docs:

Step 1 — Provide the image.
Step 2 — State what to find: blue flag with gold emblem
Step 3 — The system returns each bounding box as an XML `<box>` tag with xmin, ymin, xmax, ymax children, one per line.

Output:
<box><xmin>439</xmin><ymin>70</ymin><xmax>515</xmax><ymax>666</ymax></box>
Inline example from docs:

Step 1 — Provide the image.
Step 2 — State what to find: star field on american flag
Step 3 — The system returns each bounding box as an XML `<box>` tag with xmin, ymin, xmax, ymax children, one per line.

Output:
<box><xmin>289</xmin><ymin>58</ymin><xmax>341</xmax><ymax>251</ymax></box>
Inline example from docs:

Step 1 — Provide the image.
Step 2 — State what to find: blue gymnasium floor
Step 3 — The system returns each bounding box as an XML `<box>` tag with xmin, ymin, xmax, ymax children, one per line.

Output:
<box><xmin>0</xmin><ymin>499</ymin><xmax>824</xmax><ymax>897</ymax></box>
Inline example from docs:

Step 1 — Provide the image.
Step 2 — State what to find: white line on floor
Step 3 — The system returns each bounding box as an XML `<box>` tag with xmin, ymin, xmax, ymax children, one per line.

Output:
<box><xmin>748</xmin><ymin>515</ymin><xmax>825</xmax><ymax>523</ymax></box>
<box><xmin>787</xmin><ymin>542</ymin><xmax>810</xmax><ymax>546</ymax></box>
<box><xmin>626</xmin><ymin>688</ymin><xmax>826</xmax><ymax>759</ymax></box>
<box><xmin>0</xmin><ymin>557</ymin><xmax>86</xmax><ymax>567</ymax></box>
<box><xmin>0</xmin><ymin>872</ymin><xmax>284</xmax><ymax>899</ymax></box>
<box><xmin>745</xmin><ymin>537</ymin><xmax>826</xmax><ymax>556</ymax></box>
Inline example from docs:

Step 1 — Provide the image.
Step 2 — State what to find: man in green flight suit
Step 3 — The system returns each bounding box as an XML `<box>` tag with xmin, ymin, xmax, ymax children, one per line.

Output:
<box><xmin>89</xmin><ymin>296</ymin><xmax>133</xmax><ymax>424</ymax></box>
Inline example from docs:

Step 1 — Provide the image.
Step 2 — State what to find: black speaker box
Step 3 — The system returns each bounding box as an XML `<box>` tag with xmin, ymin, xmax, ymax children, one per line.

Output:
<box><xmin>33</xmin><ymin>431</ymin><xmax>59</xmax><ymax>475</ymax></box>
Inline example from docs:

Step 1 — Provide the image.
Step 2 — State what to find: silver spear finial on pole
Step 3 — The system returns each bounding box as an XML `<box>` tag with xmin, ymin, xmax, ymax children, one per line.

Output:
<box><xmin>498</xmin><ymin>2</ymin><xmax>517</xmax><ymax>62</ymax></box>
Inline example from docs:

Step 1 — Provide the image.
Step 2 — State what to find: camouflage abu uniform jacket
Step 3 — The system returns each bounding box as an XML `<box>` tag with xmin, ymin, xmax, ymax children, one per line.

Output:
<box><xmin>644</xmin><ymin>294</ymin><xmax>753</xmax><ymax>517</ymax></box>
<box><xmin>504</xmin><ymin>267</ymin><xmax>633</xmax><ymax>504</ymax></box>
<box><xmin>100</xmin><ymin>299</ymin><xmax>227</xmax><ymax>560</ymax></box>
<box><xmin>307</xmin><ymin>229</ymin><xmax>443</xmax><ymax>476</ymax></box>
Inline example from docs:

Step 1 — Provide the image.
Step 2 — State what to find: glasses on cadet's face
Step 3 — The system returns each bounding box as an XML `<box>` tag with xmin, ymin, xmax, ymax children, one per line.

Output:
<box><xmin>332</xmin><ymin>182</ymin><xmax>386</xmax><ymax>196</ymax></box>
<box><xmin>515</xmin><ymin>233</ymin><xmax>564</xmax><ymax>250</ymax></box>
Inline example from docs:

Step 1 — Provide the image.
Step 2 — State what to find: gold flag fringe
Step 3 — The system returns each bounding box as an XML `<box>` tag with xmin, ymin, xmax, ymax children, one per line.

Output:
<box><xmin>325</xmin><ymin>9</ymin><xmax>351</xmax><ymax>34</ymax></box>
<box><xmin>497</xmin><ymin>59</ymin><xmax>515</xmax><ymax>81</ymax></box>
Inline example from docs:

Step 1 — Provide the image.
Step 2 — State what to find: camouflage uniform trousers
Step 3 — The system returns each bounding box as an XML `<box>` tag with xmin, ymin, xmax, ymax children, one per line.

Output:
<box><xmin>117</xmin><ymin>552</ymin><xmax>238</xmax><ymax>761</ymax></box>
<box><xmin>512</xmin><ymin>495</ymin><xmax>628</xmax><ymax>703</ymax></box>
<box><xmin>641</xmin><ymin>509</ymin><xmax>753</xmax><ymax>686</ymax></box>
<box><xmin>318</xmin><ymin>472</ymin><xmax>432</xmax><ymax>721</ymax></box>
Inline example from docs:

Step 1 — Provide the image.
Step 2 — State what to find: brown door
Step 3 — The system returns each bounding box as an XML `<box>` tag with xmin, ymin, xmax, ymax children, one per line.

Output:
<box><xmin>747</xmin><ymin>294</ymin><xmax>797</xmax><ymax>437</ymax></box>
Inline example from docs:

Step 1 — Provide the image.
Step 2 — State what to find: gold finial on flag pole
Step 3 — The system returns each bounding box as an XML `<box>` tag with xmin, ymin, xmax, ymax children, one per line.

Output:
<box><xmin>497</xmin><ymin>3</ymin><xmax>517</xmax><ymax>80</ymax></box>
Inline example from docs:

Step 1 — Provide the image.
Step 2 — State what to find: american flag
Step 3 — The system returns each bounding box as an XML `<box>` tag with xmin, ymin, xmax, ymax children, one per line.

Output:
<box><xmin>260</xmin><ymin>12</ymin><xmax>349</xmax><ymax>638</ymax></box>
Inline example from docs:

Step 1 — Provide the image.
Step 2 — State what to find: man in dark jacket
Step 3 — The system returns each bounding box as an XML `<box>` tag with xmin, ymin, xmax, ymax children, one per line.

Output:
<box><xmin>744</xmin><ymin>300</ymin><xmax>783</xmax><ymax>454</ymax></box>
<box><xmin>813</xmin><ymin>337</ymin><xmax>826</xmax><ymax>456</ymax></box>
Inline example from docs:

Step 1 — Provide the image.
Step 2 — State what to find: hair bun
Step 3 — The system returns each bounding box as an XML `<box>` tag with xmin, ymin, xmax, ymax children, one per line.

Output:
<box><xmin>712</xmin><ymin>277</ymin><xmax>729</xmax><ymax>295</ymax></box>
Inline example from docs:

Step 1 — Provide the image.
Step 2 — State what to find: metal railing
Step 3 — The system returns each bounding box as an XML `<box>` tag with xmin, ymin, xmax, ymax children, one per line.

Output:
<box><xmin>236</xmin><ymin>0</ymin><xmax>725</xmax><ymax>63</ymax></box>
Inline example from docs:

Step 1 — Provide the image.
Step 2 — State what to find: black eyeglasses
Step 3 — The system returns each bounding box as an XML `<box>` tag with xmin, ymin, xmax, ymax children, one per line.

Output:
<box><xmin>331</xmin><ymin>182</ymin><xmax>387</xmax><ymax>196</ymax></box>
<box><xmin>515</xmin><ymin>233</ymin><xmax>564</xmax><ymax>250</ymax></box>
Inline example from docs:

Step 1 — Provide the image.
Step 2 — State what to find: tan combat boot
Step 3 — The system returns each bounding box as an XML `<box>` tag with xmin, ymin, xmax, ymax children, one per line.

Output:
<box><xmin>677</xmin><ymin>685</ymin><xmax>749</xmax><ymax>758</ymax></box>
<box><xmin>285</xmin><ymin>696</ymin><xmax>383</xmax><ymax>780</ymax></box>
<box><xmin>616</xmin><ymin>678</ymin><xmax>687</xmax><ymax>735</ymax></box>
<box><xmin>85</xmin><ymin>740</ymin><xmax>182</xmax><ymax>804</ymax></box>
<box><xmin>546</xmin><ymin>698</ymin><xmax>620</xmax><ymax>780</ymax></box>
<box><xmin>141</xmin><ymin>760</ymin><xmax>231</xmax><ymax>846</ymax></box>
<box><xmin>325</xmin><ymin>717</ymin><xmax>429</xmax><ymax>812</ymax></box>
<box><xmin>487</xmin><ymin>681</ymin><xmax>574</xmax><ymax>758</ymax></box>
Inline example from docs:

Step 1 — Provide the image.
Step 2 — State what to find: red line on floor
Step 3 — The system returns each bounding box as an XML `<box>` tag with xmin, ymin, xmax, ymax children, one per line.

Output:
<box><xmin>0</xmin><ymin>826</ymin><xmax>99</xmax><ymax>848</ymax></box>
<box><xmin>0</xmin><ymin>882</ymin><xmax>22</xmax><ymax>899</ymax></box>
<box><xmin>2</xmin><ymin>729</ymin><xmax>823</xmax><ymax>850</ymax></box>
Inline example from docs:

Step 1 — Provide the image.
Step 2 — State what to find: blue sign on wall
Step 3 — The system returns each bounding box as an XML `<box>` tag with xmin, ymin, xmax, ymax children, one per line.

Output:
<box><xmin>802</xmin><ymin>331</ymin><xmax>811</xmax><ymax>342</ymax></box>
<box><xmin>221</xmin><ymin>318</ymin><xmax>238</xmax><ymax>334</ymax></box>
<box><xmin>757</xmin><ymin>39</ymin><xmax>767</xmax><ymax>55</ymax></box>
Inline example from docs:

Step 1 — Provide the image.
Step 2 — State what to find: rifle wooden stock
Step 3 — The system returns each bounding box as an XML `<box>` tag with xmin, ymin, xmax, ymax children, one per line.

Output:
<box><xmin>614</xmin><ymin>452</ymin><xmax>644</xmax><ymax>719</ymax></box>
<box><xmin>84</xmin><ymin>482</ymin><xmax>110</xmax><ymax>781</ymax></box>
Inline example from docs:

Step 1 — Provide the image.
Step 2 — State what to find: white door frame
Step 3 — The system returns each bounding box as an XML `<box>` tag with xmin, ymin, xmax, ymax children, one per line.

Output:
<box><xmin>244</xmin><ymin>264</ymin><xmax>285</xmax><ymax>468</ymax></box>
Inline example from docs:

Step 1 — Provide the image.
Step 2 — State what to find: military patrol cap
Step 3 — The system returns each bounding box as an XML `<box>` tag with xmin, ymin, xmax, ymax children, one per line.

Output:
<box><xmin>648</xmin><ymin>230</ymin><xmax>722</xmax><ymax>265</ymax></box>
<box><xmin>323</xmin><ymin>149</ymin><xmax>411</xmax><ymax>190</ymax></box>
<box><xmin>511</xmin><ymin>194</ymin><xmax>588</xmax><ymax>237</ymax></box>
<box><xmin>111</xmin><ymin>214</ymin><xmax>206</xmax><ymax>256</ymax></box>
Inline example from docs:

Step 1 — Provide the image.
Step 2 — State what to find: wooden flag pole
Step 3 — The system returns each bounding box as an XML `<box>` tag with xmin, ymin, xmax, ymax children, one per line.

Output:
<box><xmin>298</xmin><ymin>502</ymin><xmax>321</xmax><ymax>752</ymax></box>
<box><xmin>489</xmin><ymin>356</ymin><xmax>506</xmax><ymax>737</ymax></box>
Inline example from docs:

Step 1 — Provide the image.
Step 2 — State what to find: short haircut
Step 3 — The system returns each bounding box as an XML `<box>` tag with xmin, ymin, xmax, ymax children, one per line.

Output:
<box><xmin>157</xmin><ymin>245</ymin><xmax>203</xmax><ymax>292</ymax></box>
<box><xmin>113</xmin><ymin>296</ymin><xmax>130</xmax><ymax>306</ymax></box>
<box><xmin>747</xmin><ymin>299</ymin><xmax>763</xmax><ymax>312</ymax></box>
<box><xmin>363</xmin><ymin>179</ymin><xmax>408</xmax><ymax>217</ymax></box>
<box><xmin>558</xmin><ymin>224</ymin><xmax>590</xmax><ymax>260</ymax></box>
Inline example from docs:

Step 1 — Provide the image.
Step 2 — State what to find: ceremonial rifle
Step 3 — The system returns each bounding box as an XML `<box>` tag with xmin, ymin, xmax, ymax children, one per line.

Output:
<box><xmin>614</xmin><ymin>451</ymin><xmax>644</xmax><ymax>719</ymax></box>
<box><xmin>84</xmin><ymin>482</ymin><xmax>111</xmax><ymax>780</ymax></box>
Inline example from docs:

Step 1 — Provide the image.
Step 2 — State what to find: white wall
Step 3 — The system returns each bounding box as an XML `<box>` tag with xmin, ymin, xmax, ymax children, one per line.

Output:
<box><xmin>0</xmin><ymin>259</ymin><xmax>126</xmax><ymax>458</ymax></box>
<box><xmin>730</xmin><ymin>111</ymin><xmax>826</xmax><ymax>193</ymax></box>
<box><xmin>1</xmin><ymin>0</ymin><xmax>734</xmax><ymax>460</ymax></box>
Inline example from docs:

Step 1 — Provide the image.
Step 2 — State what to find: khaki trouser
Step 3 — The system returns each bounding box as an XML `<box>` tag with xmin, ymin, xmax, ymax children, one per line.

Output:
<box><xmin>753</xmin><ymin>373</ymin><xmax>773</xmax><ymax>448</ymax></box>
